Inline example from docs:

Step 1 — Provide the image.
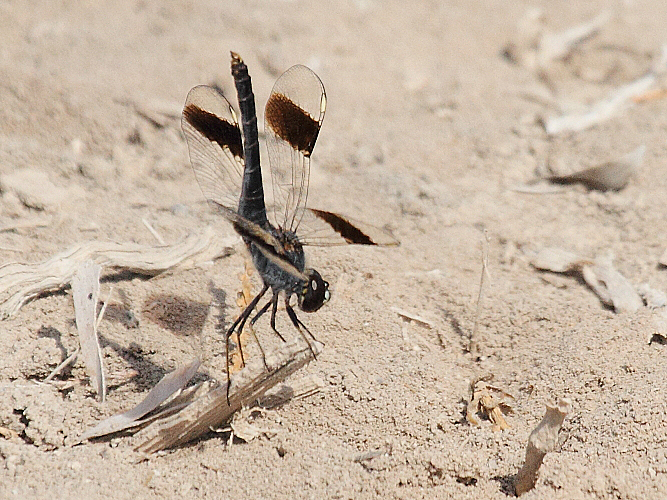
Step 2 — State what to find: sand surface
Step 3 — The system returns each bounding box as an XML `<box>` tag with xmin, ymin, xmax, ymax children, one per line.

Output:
<box><xmin>1</xmin><ymin>1</ymin><xmax>667</xmax><ymax>498</ymax></box>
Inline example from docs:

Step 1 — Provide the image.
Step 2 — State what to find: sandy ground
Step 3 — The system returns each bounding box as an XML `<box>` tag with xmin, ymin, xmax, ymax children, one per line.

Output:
<box><xmin>1</xmin><ymin>1</ymin><xmax>667</xmax><ymax>498</ymax></box>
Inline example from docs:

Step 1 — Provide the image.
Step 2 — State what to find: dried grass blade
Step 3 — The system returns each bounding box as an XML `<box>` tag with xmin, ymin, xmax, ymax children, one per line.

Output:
<box><xmin>79</xmin><ymin>357</ymin><xmax>201</xmax><ymax>441</ymax></box>
<box><xmin>134</xmin><ymin>339</ymin><xmax>321</xmax><ymax>454</ymax></box>
<box><xmin>72</xmin><ymin>261</ymin><xmax>105</xmax><ymax>402</ymax></box>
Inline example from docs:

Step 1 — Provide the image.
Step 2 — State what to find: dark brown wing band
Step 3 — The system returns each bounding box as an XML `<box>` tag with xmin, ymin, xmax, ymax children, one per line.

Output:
<box><xmin>265</xmin><ymin>93</ymin><xmax>320</xmax><ymax>157</ymax></box>
<box><xmin>308</xmin><ymin>209</ymin><xmax>376</xmax><ymax>245</ymax></box>
<box><xmin>183</xmin><ymin>103</ymin><xmax>243</xmax><ymax>159</ymax></box>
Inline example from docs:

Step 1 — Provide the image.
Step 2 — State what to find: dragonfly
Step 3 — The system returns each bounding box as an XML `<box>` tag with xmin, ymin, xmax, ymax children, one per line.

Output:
<box><xmin>181</xmin><ymin>52</ymin><xmax>398</xmax><ymax>402</ymax></box>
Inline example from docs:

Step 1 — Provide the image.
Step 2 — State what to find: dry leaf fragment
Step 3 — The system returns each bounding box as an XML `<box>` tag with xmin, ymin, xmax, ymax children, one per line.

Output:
<box><xmin>79</xmin><ymin>357</ymin><xmax>201</xmax><ymax>441</ymax></box>
<box><xmin>229</xmin><ymin>407</ymin><xmax>279</xmax><ymax>443</ymax></box>
<box><xmin>515</xmin><ymin>398</ymin><xmax>572</xmax><ymax>496</ymax></box>
<box><xmin>72</xmin><ymin>261</ymin><xmax>105</xmax><ymax>402</ymax></box>
<box><xmin>582</xmin><ymin>257</ymin><xmax>643</xmax><ymax>313</ymax></box>
<box><xmin>467</xmin><ymin>379</ymin><xmax>514</xmax><ymax>431</ymax></box>
<box><xmin>546</xmin><ymin>145</ymin><xmax>645</xmax><ymax>191</ymax></box>
<box><xmin>530</xmin><ymin>248</ymin><xmax>642</xmax><ymax>313</ymax></box>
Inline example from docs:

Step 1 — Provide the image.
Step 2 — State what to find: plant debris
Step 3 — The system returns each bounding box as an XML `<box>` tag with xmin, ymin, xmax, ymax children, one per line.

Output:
<box><xmin>544</xmin><ymin>145</ymin><xmax>645</xmax><ymax>191</ymax></box>
<box><xmin>466</xmin><ymin>378</ymin><xmax>514</xmax><ymax>431</ymax></box>
<box><xmin>133</xmin><ymin>339</ymin><xmax>321</xmax><ymax>454</ymax></box>
<box><xmin>71</xmin><ymin>261</ymin><xmax>106</xmax><ymax>402</ymax></box>
<box><xmin>514</xmin><ymin>398</ymin><xmax>571</xmax><ymax>496</ymax></box>
<box><xmin>531</xmin><ymin>248</ymin><xmax>643</xmax><ymax>313</ymax></box>
<box><xmin>545</xmin><ymin>46</ymin><xmax>667</xmax><ymax>135</ymax></box>
<box><xmin>0</xmin><ymin>227</ymin><xmax>234</xmax><ymax>319</ymax></box>
<box><xmin>503</xmin><ymin>9</ymin><xmax>610</xmax><ymax>72</ymax></box>
<box><xmin>79</xmin><ymin>357</ymin><xmax>201</xmax><ymax>441</ymax></box>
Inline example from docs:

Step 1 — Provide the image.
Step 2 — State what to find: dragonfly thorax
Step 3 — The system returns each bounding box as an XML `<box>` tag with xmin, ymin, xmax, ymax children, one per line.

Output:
<box><xmin>248</xmin><ymin>226</ymin><xmax>305</xmax><ymax>290</ymax></box>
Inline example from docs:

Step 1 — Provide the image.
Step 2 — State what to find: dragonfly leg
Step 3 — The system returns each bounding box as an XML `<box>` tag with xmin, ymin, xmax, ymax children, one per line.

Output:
<box><xmin>268</xmin><ymin>294</ymin><xmax>287</xmax><ymax>342</ymax></box>
<box><xmin>224</xmin><ymin>283</ymin><xmax>269</xmax><ymax>405</ymax></box>
<box><xmin>285</xmin><ymin>297</ymin><xmax>318</xmax><ymax>360</ymax></box>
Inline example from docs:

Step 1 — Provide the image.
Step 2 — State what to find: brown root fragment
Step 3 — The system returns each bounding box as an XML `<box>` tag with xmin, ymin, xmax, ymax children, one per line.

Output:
<box><xmin>514</xmin><ymin>398</ymin><xmax>571</xmax><ymax>496</ymax></box>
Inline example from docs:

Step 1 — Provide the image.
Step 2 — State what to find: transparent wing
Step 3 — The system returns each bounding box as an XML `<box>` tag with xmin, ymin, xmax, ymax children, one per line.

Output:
<box><xmin>265</xmin><ymin>65</ymin><xmax>326</xmax><ymax>233</ymax></box>
<box><xmin>181</xmin><ymin>85</ymin><xmax>244</xmax><ymax>211</ymax></box>
<box><xmin>297</xmin><ymin>208</ymin><xmax>400</xmax><ymax>247</ymax></box>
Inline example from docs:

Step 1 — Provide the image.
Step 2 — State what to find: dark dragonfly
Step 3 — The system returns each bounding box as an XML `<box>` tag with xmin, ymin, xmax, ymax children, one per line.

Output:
<box><xmin>182</xmin><ymin>52</ymin><xmax>397</xmax><ymax>400</ymax></box>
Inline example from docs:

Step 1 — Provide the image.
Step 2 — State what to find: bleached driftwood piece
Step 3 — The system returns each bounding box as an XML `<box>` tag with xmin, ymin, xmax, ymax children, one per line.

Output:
<box><xmin>504</xmin><ymin>9</ymin><xmax>609</xmax><ymax>71</ymax></box>
<box><xmin>0</xmin><ymin>227</ymin><xmax>234</xmax><ymax>319</ymax></box>
<box><xmin>515</xmin><ymin>398</ymin><xmax>571</xmax><ymax>496</ymax></box>
<box><xmin>134</xmin><ymin>339</ymin><xmax>321</xmax><ymax>454</ymax></box>
<box><xmin>72</xmin><ymin>261</ymin><xmax>105</xmax><ymax>402</ymax></box>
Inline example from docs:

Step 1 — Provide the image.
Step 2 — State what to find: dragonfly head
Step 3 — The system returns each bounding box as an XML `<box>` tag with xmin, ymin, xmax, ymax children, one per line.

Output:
<box><xmin>298</xmin><ymin>269</ymin><xmax>330</xmax><ymax>312</ymax></box>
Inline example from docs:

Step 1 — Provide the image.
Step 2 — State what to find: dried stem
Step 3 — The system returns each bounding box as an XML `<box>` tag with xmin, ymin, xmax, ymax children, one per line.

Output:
<box><xmin>515</xmin><ymin>398</ymin><xmax>571</xmax><ymax>496</ymax></box>
<box><xmin>470</xmin><ymin>230</ymin><xmax>490</xmax><ymax>357</ymax></box>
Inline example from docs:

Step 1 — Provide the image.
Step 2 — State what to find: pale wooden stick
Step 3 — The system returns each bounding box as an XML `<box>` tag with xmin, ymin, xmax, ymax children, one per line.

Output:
<box><xmin>0</xmin><ymin>227</ymin><xmax>234</xmax><ymax>319</ymax></box>
<box><xmin>134</xmin><ymin>339</ymin><xmax>322</xmax><ymax>454</ymax></box>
